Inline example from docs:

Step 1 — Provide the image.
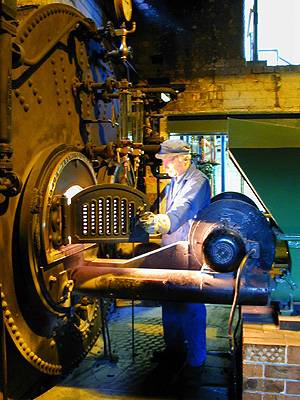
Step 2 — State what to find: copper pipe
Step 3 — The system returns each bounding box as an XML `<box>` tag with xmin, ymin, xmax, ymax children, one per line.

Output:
<box><xmin>70</xmin><ymin>265</ymin><xmax>269</xmax><ymax>305</ymax></box>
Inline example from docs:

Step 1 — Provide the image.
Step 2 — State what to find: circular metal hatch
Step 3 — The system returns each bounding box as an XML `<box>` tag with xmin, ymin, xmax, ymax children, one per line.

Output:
<box><xmin>12</xmin><ymin>145</ymin><xmax>102</xmax><ymax>376</ymax></box>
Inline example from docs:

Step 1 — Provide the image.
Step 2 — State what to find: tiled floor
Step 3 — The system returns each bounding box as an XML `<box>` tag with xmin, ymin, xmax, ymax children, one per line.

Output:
<box><xmin>37</xmin><ymin>303</ymin><xmax>237</xmax><ymax>400</ymax></box>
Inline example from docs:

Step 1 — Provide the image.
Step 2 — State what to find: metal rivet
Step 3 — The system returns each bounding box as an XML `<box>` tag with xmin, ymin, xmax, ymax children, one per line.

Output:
<box><xmin>33</xmin><ymin>88</ymin><xmax>38</xmax><ymax>95</ymax></box>
<box><xmin>56</xmin><ymin>89</ymin><xmax>60</xmax><ymax>95</ymax></box>
<box><xmin>57</xmin><ymin>99</ymin><xmax>62</xmax><ymax>106</ymax></box>
<box><xmin>51</xmin><ymin>59</ymin><xmax>56</xmax><ymax>65</ymax></box>
<box><xmin>24</xmin><ymin>31</ymin><xmax>28</xmax><ymax>38</ymax></box>
<box><xmin>37</xmin><ymin>96</ymin><xmax>42</xmax><ymax>104</ymax></box>
<box><xmin>53</xmin><ymin>69</ymin><xmax>57</xmax><ymax>75</ymax></box>
<box><xmin>1</xmin><ymin>301</ymin><xmax>7</xmax><ymax>309</ymax></box>
<box><xmin>28</xmin><ymin>79</ymin><xmax>33</xmax><ymax>87</ymax></box>
<box><xmin>19</xmin><ymin>96</ymin><xmax>25</xmax><ymax>105</ymax></box>
<box><xmin>4</xmin><ymin>310</ymin><xmax>11</xmax><ymax>318</ymax></box>
<box><xmin>11</xmin><ymin>325</ymin><xmax>17</xmax><ymax>333</ymax></box>
<box><xmin>23</xmin><ymin>104</ymin><xmax>29</xmax><ymax>112</ymax></box>
<box><xmin>68</xmin><ymin>109</ymin><xmax>72</xmax><ymax>115</ymax></box>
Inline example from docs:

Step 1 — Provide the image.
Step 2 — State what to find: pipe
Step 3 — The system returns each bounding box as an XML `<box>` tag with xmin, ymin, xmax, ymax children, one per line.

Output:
<box><xmin>70</xmin><ymin>265</ymin><xmax>269</xmax><ymax>305</ymax></box>
<box><xmin>0</xmin><ymin>31</ymin><xmax>12</xmax><ymax>146</ymax></box>
<box><xmin>221</xmin><ymin>135</ymin><xmax>226</xmax><ymax>192</ymax></box>
<box><xmin>0</xmin><ymin>15</ymin><xmax>22</xmax><ymax>198</ymax></box>
<box><xmin>253</xmin><ymin>0</ymin><xmax>258</xmax><ymax>62</ymax></box>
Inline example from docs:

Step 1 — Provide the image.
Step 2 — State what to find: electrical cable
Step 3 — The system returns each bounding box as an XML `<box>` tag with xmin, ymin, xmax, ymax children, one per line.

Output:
<box><xmin>227</xmin><ymin>249</ymin><xmax>255</xmax><ymax>399</ymax></box>
<box><xmin>228</xmin><ymin>249</ymin><xmax>255</xmax><ymax>351</ymax></box>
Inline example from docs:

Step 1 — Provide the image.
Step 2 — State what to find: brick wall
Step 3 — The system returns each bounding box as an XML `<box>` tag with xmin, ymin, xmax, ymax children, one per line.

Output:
<box><xmin>130</xmin><ymin>0</ymin><xmax>243</xmax><ymax>81</ymax></box>
<box><xmin>164</xmin><ymin>67</ymin><xmax>300</xmax><ymax>116</ymax></box>
<box><xmin>243</xmin><ymin>322</ymin><xmax>300</xmax><ymax>399</ymax></box>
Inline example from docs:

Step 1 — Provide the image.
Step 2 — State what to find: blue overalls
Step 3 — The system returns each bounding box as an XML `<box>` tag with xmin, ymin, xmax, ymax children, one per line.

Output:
<box><xmin>162</xmin><ymin>163</ymin><xmax>211</xmax><ymax>367</ymax></box>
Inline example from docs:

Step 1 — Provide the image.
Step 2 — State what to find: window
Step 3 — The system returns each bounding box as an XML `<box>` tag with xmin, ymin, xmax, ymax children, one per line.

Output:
<box><xmin>245</xmin><ymin>0</ymin><xmax>300</xmax><ymax>65</ymax></box>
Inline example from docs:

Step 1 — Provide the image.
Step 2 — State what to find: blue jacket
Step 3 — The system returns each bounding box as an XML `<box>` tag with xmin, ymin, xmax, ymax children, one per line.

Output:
<box><xmin>162</xmin><ymin>163</ymin><xmax>211</xmax><ymax>246</ymax></box>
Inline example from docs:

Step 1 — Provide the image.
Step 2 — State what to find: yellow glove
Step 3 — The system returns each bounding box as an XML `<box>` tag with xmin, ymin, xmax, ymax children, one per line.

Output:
<box><xmin>139</xmin><ymin>212</ymin><xmax>171</xmax><ymax>234</ymax></box>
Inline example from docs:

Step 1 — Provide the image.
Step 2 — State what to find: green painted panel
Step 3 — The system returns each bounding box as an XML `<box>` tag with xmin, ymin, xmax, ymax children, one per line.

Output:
<box><xmin>231</xmin><ymin>148</ymin><xmax>300</xmax><ymax>234</ymax></box>
<box><xmin>168</xmin><ymin>119</ymin><xmax>227</xmax><ymax>133</ymax></box>
<box><xmin>168</xmin><ymin>117</ymin><xmax>300</xmax><ymax>135</ymax></box>
<box><xmin>228</xmin><ymin>118</ymin><xmax>300</xmax><ymax>148</ymax></box>
<box><xmin>228</xmin><ymin>119</ymin><xmax>300</xmax><ymax>234</ymax></box>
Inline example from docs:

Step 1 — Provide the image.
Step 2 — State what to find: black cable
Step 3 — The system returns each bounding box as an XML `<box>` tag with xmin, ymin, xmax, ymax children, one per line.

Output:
<box><xmin>227</xmin><ymin>249</ymin><xmax>255</xmax><ymax>400</ymax></box>
<box><xmin>228</xmin><ymin>249</ymin><xmax>255</xmax><ymax>351</ymax></box>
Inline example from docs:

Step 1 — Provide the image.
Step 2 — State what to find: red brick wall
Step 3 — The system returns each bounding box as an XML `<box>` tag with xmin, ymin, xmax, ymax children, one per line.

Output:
<box><xmin>243</xmin><ymin>324</ymin><xmax>300</xmax><ymax>399</ymax></box>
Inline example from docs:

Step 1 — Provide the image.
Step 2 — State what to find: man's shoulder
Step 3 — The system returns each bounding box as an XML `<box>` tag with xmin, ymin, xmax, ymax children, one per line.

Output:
<box><xmin>187</xmin><ymin>164</ymin><xmax>208</xmax><ymax>182</ymax></box>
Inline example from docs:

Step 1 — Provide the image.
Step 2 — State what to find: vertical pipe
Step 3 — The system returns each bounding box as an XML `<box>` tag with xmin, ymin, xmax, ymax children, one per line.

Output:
<box><xmin>221</xmin><ymin>135</ymin><xmax>226</xmax><ymax>192</ymax></box>
<box><xmin>253</xmin><ymin>0</ymin><xmax>258</xmax><ymax>62</ymax></box>
<box><xmin>156</xmin><ymin>177</ymin><xmax>160</xmax><ymax>213</ymax></box>
<box><xmin>0</xmin><ymin>32</ymin><xmax>12</xmax><ymax>146</ymax></box>
<box><xmin>100</xmin><ymin>299</ymin><xmax>108</xmax><ymax>358</ymax></box>
<box><xmin>119</xmin><ymin>92</ymin><xmax>129</xmax><ymax>141</ymax></box>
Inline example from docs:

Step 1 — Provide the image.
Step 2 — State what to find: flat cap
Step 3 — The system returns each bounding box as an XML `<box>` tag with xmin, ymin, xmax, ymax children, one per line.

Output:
<box><xmin>155</xmin><ymin>139</ymin><xmax>191</xmax><ymax>159</ymax></box>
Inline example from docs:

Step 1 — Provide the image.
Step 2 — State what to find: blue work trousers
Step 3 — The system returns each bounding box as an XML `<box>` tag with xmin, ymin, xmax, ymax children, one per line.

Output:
<box><xmin>161</xmin><ymin>302</ymin><xmax>206</xmax><ymax>367</ymax></box>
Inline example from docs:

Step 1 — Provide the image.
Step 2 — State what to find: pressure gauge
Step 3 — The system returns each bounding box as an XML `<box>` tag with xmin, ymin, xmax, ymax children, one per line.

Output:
<box><xmin>114</xmin><ymin>0</ymin><xmax>132</xmax><ymax>22</ymax></box>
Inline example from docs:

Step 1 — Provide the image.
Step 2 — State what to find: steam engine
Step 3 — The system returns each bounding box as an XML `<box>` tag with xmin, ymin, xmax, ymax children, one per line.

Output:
<box><xmin>0</xmin><ymin>2</ymin><xmax>297</xmax><ymax>399</ymax></box>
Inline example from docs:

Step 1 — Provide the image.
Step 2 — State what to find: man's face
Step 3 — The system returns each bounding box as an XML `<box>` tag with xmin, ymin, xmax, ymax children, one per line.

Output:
<box><xmin>162</xmin><ymin>155</ymin><xmax>186</xmax><ymax>177</ymax></box>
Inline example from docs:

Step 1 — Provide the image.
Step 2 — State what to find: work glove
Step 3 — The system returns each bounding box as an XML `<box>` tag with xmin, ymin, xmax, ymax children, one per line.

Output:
<box><xmin>139</xmin><ymin>211</ymin><xmax>171</xmax><ymax>234</ymax></box>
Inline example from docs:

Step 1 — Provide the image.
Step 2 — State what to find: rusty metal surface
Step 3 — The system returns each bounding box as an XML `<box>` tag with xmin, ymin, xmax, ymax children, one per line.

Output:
<box><xmin>70</xmin><ymin>264</ymin><xmax>270</xmax><ymax>305</ymax></box>
<box><xmin>0</xmin><ymin>3</ymin><xmax>119</xmax><ymax>398</ymax></box>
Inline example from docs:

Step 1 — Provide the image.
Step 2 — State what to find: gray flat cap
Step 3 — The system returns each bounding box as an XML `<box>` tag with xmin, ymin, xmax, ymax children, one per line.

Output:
<box><xmin>155</xmin><ymin>139</ymin><xmax>191</xmax><ymax>159</ymax></box>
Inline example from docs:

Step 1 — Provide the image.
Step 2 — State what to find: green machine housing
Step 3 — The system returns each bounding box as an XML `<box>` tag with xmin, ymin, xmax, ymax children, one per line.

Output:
<box><xmin>228</xmin><ymin>118</ymin><xmax>300</xmax><ymax>314</ymax></box>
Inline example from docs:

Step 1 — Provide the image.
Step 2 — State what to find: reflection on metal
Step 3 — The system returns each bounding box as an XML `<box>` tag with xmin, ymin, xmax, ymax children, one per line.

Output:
<box><xmin>70</xmin><ymin>264</ymin><xmax>270</xmax><ymax>306</ymax></box>
<box><xmin>67</xmin><ymin>183</ymin><xmax>149</xmax><ymax>243</ymax></box>
<box><xmin>0</xmin><ymin>0</ymin><xmax>22</xmax><ymax>199</ymax></box>
<box><xmin>189</xmin><ymin>195</ymin><xmax>275</xmax><ymax>272</ymax></box>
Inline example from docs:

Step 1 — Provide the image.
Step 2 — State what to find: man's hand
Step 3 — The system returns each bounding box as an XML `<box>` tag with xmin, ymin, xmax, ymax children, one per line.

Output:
<box><xmin>139</xmin><ymin>212</ymin><xmax>171</xmax><ymax>234</ymax></box>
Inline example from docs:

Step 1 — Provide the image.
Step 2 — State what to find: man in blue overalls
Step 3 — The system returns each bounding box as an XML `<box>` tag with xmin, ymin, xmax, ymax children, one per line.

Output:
<box><xmin>142</xmin><ymin>139</ymin><xmax>211</xmax><ymax>379</ymax></box>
